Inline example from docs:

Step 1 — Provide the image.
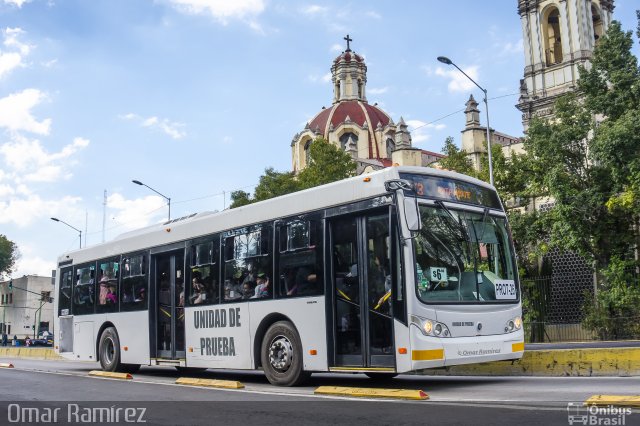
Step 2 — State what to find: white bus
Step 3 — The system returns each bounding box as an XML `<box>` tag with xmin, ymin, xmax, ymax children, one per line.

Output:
<box><xmin>53</xmin><ymin>166</ymin><xmax>524</xmax><ymax>386</ymax></box>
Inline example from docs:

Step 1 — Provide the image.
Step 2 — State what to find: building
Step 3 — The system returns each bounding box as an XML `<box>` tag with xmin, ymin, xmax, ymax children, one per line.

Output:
<box><xmin>0</xmin><ymin>275</ymin><xmax>54</xmax><ymax>340</ymax></box>
<box><xmin>516</xmin><ymin>0</ymin><xmax>614</xmax><ymax>129</ymax></box>
<box><xmin>291</xmin><ymin>36</ymin><xmax>444</xmax><ymax>174</ymax></box>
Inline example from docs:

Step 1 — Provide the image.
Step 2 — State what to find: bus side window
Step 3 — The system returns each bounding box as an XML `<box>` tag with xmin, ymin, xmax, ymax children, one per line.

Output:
<box><xmin>189</xmin><ymin>237</ymin><xmax>220</xmax><ymax>306</ymax></box>
<box><xmin>278</xmin><ymin>218</ymin><xmax>323</xmax><ymax>298</ymax></box>
<box><xmin>58</xmin><ymin>268</ymin><xmax>73</xmax><ymax>316</ymax></box>
<box><xmin>97</xmin><ymin>259</ymin><xmax>119</xmax><ymax>313</ymax></box>
<box><xmin>72</xmin><ymin>264</ymin><xmax>95</xmax><ymax>316</ymax></box>
<box><xmin>121</xmin><ymin>254</ymin><xmax>147</xmax><ymax>311</ymax></box>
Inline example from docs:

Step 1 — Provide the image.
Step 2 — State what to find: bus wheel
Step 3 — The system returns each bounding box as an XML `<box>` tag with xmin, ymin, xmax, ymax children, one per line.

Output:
<box><xmin>365</xmin><ymin>372</ymin><xmax>398</xmax><ymax>380</ymax></box>
<box><xmin>261</xmin><ymin>321</ymin><xmax>309</xmax><ymax>386</ymax></box>
<box><xmin>98</xmin><ymin>327</ymin><xmax>122</xmax><ymax>372</ymax></box>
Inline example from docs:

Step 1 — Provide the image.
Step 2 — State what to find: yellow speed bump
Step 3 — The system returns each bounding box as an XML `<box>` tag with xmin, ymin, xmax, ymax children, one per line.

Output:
<box><xmin>0</xmin><ymin>363</ymin><xmax>14</xmax><ymax>368</ymax></box>
<box><xmin>315</xmin><ymin>386</ymin><xmax>429</xmax><ymax>400</ymax></box>
<box><xmin>88</xmin><ymin>370</ymin><xmax>133</xmax><ymax>380</ymax></box>
<box><xmin>585</xmin><ymin>395</ymin><xmax>640</xmax><ymax>408</ymax></box>
<box><xmin>175</xmin><ymin>377</ymin><xmax>244</xmax><ymax>389</ymax></box>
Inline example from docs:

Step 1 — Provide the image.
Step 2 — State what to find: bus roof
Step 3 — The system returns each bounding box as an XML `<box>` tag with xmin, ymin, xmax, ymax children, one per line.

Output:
<box><xmin>55</xmin><ymin>166</ymin><xmax>494</xmax><ymax>265</ymax></box>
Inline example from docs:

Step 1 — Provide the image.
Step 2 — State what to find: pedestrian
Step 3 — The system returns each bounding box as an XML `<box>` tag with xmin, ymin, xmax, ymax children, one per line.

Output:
<box><xmin>1</xmin><ymin>332</ymin><xmax>7</xmax><ymax>347</ymax></box>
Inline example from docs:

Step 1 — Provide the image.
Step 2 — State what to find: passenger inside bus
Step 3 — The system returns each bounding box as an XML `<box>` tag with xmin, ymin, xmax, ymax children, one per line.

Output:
<box><xmin>252</xmin><ymin>273</ymin><xmax>271</xmax><ymax>298</ymax></box>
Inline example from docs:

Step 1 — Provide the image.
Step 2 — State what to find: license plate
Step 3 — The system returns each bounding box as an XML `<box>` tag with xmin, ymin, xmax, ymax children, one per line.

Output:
<box><xmin>495</xmin><ymin>280</ymin><xmax>517</xmax><ymax>299</ymax></box>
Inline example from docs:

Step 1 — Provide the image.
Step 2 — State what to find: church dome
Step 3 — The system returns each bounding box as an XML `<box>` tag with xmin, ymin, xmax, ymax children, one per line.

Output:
<box><xmin>308</xmin><ymin>101</ymin><xmax>391</xmax><ymax>136</ymax></box>
<box><xmin>333</xmin><ymin>50</ymin><xmax>364</xmax><ymax>64</ymax></box>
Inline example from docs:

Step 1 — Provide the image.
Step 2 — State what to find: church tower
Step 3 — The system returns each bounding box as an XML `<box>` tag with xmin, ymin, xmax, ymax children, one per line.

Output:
<box><xmin>516</xmin><ymin>0</ymin><xmax>614</xmax><ymax>129</ymax></box>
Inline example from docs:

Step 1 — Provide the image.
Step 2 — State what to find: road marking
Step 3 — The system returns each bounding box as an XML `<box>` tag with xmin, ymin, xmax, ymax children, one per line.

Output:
<box><xmin>0</xmin><ymin>363</ymin><xmax>14</xmax><ymax>368</ymax></box>
<box><xmin>88</xmin><ymin>370</ymin><xmax>133</xmax><ymax>380</ymax></box>
<box><xmin>176</xmin><ymin>377</ymin><xmax>244</xmax><ymax>389</ymax></box>
<box><xmin>315</xmin><ymin>386</ymin><xmax>429</xmax><ymax>400</ymax></box>
<box><xmin>585</xmin><ymin>395</ymin><xmax>640</xmax><ymax>408</ymax></box>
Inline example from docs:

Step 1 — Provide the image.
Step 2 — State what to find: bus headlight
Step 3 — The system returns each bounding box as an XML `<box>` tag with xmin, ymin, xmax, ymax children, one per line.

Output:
<box><xmin>411</xmin><ymin>315</ymin><xmax>451</xmax><ymax>337</ymax></box>
<box><xmin>504</xmin><ymin>316</ymin><xmax>522</xmax><ymax>333</ymax></box>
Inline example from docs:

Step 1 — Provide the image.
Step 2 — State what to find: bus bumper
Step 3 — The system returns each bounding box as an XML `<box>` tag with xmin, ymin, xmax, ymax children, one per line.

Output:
<box><xmin>409</xmin><ymin>327</ymin><xmax>524</xmax><ymax>370</ymax></box>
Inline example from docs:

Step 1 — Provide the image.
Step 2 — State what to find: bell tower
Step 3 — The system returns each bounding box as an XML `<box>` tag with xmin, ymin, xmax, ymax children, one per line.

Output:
<box><xmin>516</xmin><ymin>0</ymin><xmax>614</xmax><ymax>129</ymax></box>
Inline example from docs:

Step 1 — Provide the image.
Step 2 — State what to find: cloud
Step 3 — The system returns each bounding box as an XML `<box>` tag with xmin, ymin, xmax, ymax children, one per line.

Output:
<box><xmin>405</xmin><ymin>119</ymin><xmax>446</xmax><ymax>144</ymax></box>
<box><xmin>435</xmin><ymin>65</ymin><xmax>479</xmax><ymax>93</ymax></box>
<box><xmin>307</xmin><ymin>72</ymin><xmax>331</xmax><ymax>84</ymax></box>
<box><xmin>121</xmin><ymin>113</ymin><xmax>186</xmax><ymax>139</ymax></box>
<box><xmin>2</xmin><ymin>0</ymin><xmax>29</xmax><ymax>7</ymax></box>
<box><xmin>108</xmin><ymin>193</ymin><xmax>168</xmax><ymax>231</ymax></box>
<box><xmin>365</xmin><ymin>11</ymin><xmax>381</xmax><ymax>19</ymax></box>
<box><xmin>329</xmin><ymin>43</ymin><xmax>342</xmax><ymax>53</ymax></box>
<box><xmin>14</xmin><ymin>253</ymin><xmax>55</xmax><ymax>278</ymax></box>
<box><xmin>0</xmin><ymin>194</ymin><xmax>82</xmax><ymax>227</ymax></box>
<box><xmin>498</xmin><ymin>39</ymin><xmax>523</xmax><ymax>56</ymax></box>
<box><xmin>0</xmin><ymin>135</ymin><xmax>89</xmax><ymax>181</ymax></box>
<box><xmin>0</xmin><ymin>27</ymin><xmax>33</xmax><ymax>79</ymax></box>
<box><xmin>0</xmin><ymin>89</ymin><xmax>51</xmax><ymax>134</ymax></box>
<box><xmin>301</xmin><ymin>5</ymin><xmax>327</xmax><ymax>15</ymax></box>
<box><xmin>368</xmin><ymin>86</ymin><xmax>388</xmax><ymax>95</ymax></box>
<box><xmin>168</xmin><ymin>0</ymin><xmax>265</xmax><ymax>26</ymax></box>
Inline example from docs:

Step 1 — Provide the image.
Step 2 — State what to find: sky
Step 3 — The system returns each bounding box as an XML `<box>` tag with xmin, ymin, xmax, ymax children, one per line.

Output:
<box><xmin>1</xmin><ymin>0</ymin><xmax>639</xmax><ymax>279</ymax></box>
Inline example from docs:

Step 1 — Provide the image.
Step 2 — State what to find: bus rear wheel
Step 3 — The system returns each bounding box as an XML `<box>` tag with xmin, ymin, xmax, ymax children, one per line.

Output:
<box><xmin>99</xmin><ymin>327</ymin><xmax>122</xmax><ymax>372</ymax></box>
<box><xmin>261</xmin><ymin>321</ymin><xmax>309</xmax><ymax>386</ymax></box>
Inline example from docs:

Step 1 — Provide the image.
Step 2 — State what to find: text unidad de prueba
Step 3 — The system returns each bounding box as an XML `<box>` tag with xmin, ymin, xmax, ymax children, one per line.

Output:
<box><xmin>193</xmin><ymin>308</ymin><xmax>241</xmax><ymax>357</ymax></box>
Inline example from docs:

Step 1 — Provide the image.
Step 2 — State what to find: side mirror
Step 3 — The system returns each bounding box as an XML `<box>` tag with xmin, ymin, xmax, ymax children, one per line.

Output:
<box><xmin>404</xmin><ymin>197</ymin><xmax>422</xmax><ymax>232</ymax></box>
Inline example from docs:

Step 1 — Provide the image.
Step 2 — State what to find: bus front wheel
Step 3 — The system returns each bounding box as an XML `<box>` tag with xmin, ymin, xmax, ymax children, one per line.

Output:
<box><xmin>99</xmin><ymin>327</ymin><xmax>122</xmax><ymax>372</ymax></box>
<box><xmin>261</xmin><ymin>321</ymin><xmax>309</xmax><ymax>386</ymax></box>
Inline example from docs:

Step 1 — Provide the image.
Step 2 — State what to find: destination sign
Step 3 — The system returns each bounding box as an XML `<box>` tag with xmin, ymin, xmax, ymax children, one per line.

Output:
<box><xmin>399</xmin><ymin>173</ymin><xmax>502</xmax><ymax>209</ymax></box>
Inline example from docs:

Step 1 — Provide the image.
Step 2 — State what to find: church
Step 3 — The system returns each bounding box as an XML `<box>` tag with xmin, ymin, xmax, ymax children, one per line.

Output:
<box><xmin>290</xmin><ymin>35</ymin><xmax>444</xmax><ymax>175</ymax></box>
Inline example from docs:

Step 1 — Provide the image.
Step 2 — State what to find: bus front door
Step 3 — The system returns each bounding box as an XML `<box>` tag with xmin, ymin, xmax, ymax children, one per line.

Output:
<box><xmin>154</xmin><ymin>251</ymin><xmax>186</xmax><ymax>361</ymax></box>
<box><xmin>330</xmin><ymin>213</ymin><xmax>395</xmax><ymax>369</ymax></box>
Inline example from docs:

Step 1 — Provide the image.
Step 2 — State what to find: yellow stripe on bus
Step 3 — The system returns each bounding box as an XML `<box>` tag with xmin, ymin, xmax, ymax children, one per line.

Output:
<box><xmin>512</xmin><ymin>342</ymin><xmax>525</xmax><ymax>352</ymax></box>
<box><xmin>411</xmin><ymin>349</ymin><xmax>444</xmax><ymax>361</ymax></box>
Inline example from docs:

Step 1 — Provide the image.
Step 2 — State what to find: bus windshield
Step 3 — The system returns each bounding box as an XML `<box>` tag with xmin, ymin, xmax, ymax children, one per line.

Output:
<box><xmin>413</xmin><ymin>204</ymin><xmax>518</xmax><ymax>303</ymax></box>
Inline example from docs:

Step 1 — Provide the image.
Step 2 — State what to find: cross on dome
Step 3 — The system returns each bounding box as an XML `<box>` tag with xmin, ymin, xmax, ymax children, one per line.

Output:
<box><xmin>344</xmin><ymin>34</ymin><xmax>352</xmax><ymax>52</ymax></box>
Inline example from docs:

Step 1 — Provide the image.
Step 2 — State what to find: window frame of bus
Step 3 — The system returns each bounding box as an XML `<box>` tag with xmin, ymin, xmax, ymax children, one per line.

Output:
<box><xmin>188</xmin><ymin>235</ymin><xmax>221</xmax><ymax>306</ymax></box>
<box><xmin>72</xmin><ymin>262</ymin><xmax>96</xmax><ymax>316</ymax></box>
<box><xmin>96</xmin><ymin>257</ymin><xmax>120</xmax><ymax>313</ymax></box>
<box><xmin>399</xmin><ymin>173</ymin><xmax>502</xmax><ymax>209</ymax></box>
<box><xmin>58</xmin><ymin>266</ymin><xmax>74</xmax><ymax>316</ymax></box>
<box><xmin>276</xmin><ymin>213</ymin><xmax>324</xmax><ymax>298</ymax></box>
<box><xmin>120</xmin><ymin>252</ymin><xmax>148</xmax><ymax>311</ymax></box>
<box><xmin>222</xmin><ymin>222</ymin><xmax>273</xmax><ymax>302</ymax></box>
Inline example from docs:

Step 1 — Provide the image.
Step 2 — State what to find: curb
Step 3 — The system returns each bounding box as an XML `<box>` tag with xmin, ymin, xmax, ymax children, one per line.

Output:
<box><xmin>175</xmin><ymin>377</ymin><xmax>244</xmax><ymax>389</ymax></box>
<box><xmin>419</xmin><ymin>347</ymin><xmax>640</xmax><ymax>377</ymax></box>
<box><xmin>585</xmin><ymin>395</ymin><xmax>640</xmax><ymax>408</ymax></box>
<box><xmin>0</xmin><ymin>347</ymin><xmax>63</xmax><ymax>360</ymax></box>
<box><xmin>88</xmin><ymin>370</ymin><xmax>133</xmax><ymax>380</ymax></box>
<box><xmin>314</xmin><ymin>386</ymin><xmax>429</xmax><ymax>400</ymax></box>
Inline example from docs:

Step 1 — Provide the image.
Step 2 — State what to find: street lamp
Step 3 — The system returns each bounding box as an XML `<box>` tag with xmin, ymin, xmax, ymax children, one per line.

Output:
<box><xmin>50</xmin><ymin>217</ymin><xmax>82</xmax><ymax>249</ymax></box>
<box><xmin>437</xmin><ymin>56</ymin><xmax>495</xmax><ymax>187</ymax></box>
<box><xmin>132</xmin><ymin>179</ymin><xmax>171</xmax><ymax>221</ymax></box>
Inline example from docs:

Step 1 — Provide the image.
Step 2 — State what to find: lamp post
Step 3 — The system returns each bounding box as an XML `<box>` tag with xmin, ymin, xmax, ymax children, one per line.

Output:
<box><xmin>50</xmin><ymin>217</ymin><xmax>82</xmax><ymax>249</ymax></box>
<box><xmin>437</xmin><ymin>56</ymin><xmax>494</xmax><ymax>187</ymax></box>
<box><xmin>132</xmin><ymin>180</ymin><xmax>171</xmax><ymax>221</ymax></box>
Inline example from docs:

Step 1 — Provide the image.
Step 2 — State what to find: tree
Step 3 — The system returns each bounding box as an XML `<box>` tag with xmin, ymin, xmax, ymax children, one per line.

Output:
<box><xmin>297</xmin><ymin>137</ymin><xmax>357</xmax><ymax>189</ymax></box>
<box><xmin>0</xmin><ymin>235</ymin><xmax>19</xmax><ymax>279</ymax></box>
<box><xmin>436</xmin><ymin>136</ymin><xmax>475</xmax><ymax>177</ymax></box>
<box><xmin>229</xmin><ymin>137</ymin><xmax>356</xmax><ymax>208</ymax></box>
<box><xmin>519</xmin><ymin>19</ymin><xmax>640</xmax><ymax>270</ymax></box>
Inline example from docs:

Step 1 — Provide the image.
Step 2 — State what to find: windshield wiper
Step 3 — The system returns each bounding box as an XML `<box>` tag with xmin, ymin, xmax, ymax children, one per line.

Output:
<box><xmin>434</xmin><ymin>200</ymin><xmax>470</xmax><ymax>242</ymax></box>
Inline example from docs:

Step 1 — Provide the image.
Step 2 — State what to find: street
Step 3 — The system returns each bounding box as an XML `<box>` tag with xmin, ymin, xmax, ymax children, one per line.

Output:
<box><xmin>0</xmin><ymin>358</ymin><xmax>638</xmax><ymax>425</ymax></box>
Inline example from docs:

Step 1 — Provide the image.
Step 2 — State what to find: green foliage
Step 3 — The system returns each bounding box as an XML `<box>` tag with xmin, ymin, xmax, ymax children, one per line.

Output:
<box><xmin>229</xmin><ymin>138</ymin><xmax>356</xmax><ymax>208</ymax></box>
<box><xmin>437</xmin><ymin>136</ymin><xmax>474</xmax><ymax>177</ymax></box>
<box><xmin>583</xmin><ymin>257</ymin><xmax>640</xmax><ymax>340</ymax></box>
<box><xmin>512</xmin><ymin>19</ymin><xmax>640</xmax><ymax>270</ymax></box>
<box><xmin>0</xmin><ymin>235</ymin><xmax>19</xmax><ymax>279</ymax></box>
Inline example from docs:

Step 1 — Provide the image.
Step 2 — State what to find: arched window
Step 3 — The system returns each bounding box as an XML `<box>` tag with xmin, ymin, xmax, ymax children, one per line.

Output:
<box><xmin>544</xmin><ymin>8</ymin><xmax>563</xmax><ymax>66</ymax></box>
<box><xmin>304</xmin><ymin>140</ymin><xmax>312</xmax><ymax>165</ymax></box>
<box><xmin>339</xmin><ymin>132</ymin><xmax>358</xmax><ymax>151</ymax></box>
<box><xmin>592</xmin><ymin>5</ymin><xmax>603</xmax><ymax>45</ymax></box>
<box><xmin>386</xmin><ymin>138</ymin><xmax>395</xmax><ymax>159</ymax></box>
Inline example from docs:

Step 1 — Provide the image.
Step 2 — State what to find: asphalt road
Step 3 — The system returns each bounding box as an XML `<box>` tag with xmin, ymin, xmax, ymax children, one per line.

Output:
<box><xmin>0</xmin><ymin>357</ymin><xmax>638</xmax><ymax>426</ymax></box>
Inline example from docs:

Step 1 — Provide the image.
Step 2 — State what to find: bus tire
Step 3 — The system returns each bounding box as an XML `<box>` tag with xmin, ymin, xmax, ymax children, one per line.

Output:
<box><xmin>98</xmin><ymin>327</ymin><xmax>122</xmax><ymax>372</ymax></box>
<box><xmin>365</xmin><ymin>372</ymin><xmax>398</xmax><ymax>380</ymax></box>
<box><xmin>261</xmin><ymin>321</ymin><xmax>309</xmax><ymax>387</ymax></box>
